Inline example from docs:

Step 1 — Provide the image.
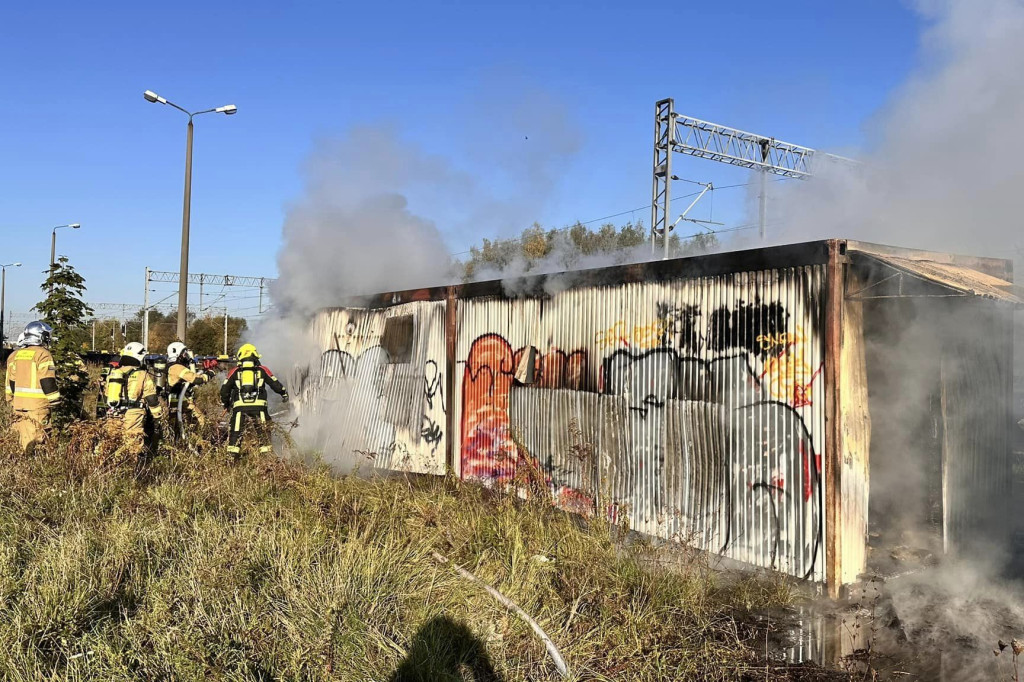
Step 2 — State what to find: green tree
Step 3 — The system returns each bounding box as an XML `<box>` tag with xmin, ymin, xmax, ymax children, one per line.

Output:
<box><xmin>185</xmin><ymin>314</ymin><xmax>248</xmax><ymax>357</ymax></box>
<box><xmin>460</xmin><ymin>221</ymin><xmax>718</xmax><ymax>280</ymax></box>
<box><xmin>34</xmin><ymin>257</ymin><xmax>93</xmax><ymax>423</ymax></box>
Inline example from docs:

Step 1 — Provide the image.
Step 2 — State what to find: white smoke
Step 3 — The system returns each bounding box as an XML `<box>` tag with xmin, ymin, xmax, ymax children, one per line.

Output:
<box><xmin>761</xmin><ymin>0</ymin><xmax>1024</xmax><ymax>259</ymax></box>
<box><xmin>271</xmin><ymin>125</ymin><xmax>457</xmax><ymax>315</ymax></box>
<box><xmin>252</xmin><ymin>86</ymin><xmax>581</xmax><ymax>465</ymax></box>
<box><xmin>746</xmin><ymin>2</ymin><xmax>1024</xmax><ymax>676</ymax></box>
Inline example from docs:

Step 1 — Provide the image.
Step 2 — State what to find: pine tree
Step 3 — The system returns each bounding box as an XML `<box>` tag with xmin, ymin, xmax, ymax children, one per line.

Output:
<box><xmin>34</xmin><ymin>257</ymin><xmax>93</xmax><ymax>424</ymax></box>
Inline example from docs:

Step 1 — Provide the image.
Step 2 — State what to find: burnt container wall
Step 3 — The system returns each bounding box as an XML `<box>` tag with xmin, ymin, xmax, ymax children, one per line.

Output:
<box><xmin>940</xmin><ymin>301</ymin><xmax>1014</xmax><ymax>555</ymax></box>
<box><xmin>453</xmin><ymin>266</ymin><xmax>827</xmax><ymax>581</ymax></box>
<box><xmin>307</xmin><ymin>301</ymin><xmax>448</xmax><ymax>474</ymax></box>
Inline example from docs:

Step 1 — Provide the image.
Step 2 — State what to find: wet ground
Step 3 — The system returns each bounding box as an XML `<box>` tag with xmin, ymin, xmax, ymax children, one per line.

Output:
<box><xmin>743</xmin><ymin>554</ymin><xmax>1024</xmax><ymax>681</ymax></box>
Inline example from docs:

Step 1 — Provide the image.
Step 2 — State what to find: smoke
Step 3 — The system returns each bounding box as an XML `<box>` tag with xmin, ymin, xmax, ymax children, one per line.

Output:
<box><xmin>270</xmin><ymin>126</ymin><xmax>457</xmax><ymax>315</ymax></box>
<box><xmin>761</xmin><ymin>0</ymin><xmax>1024</xmax><ymax>259</ymax></box>
<box><xmin>252</xmin><ymin>85</ymin><xmax>582</xmax><ymax>466</ymax></box>
<box><xmin>746</xmin><ymin>3</ymin><xmax>1024</xmax><ymax>676</ymax></box>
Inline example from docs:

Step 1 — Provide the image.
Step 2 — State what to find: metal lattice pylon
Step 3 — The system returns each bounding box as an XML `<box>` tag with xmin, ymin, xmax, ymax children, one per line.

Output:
<box><xmin>651</xmin><ymin>98</ymin><xmax>852</xmax><ymax>246</ymax></box>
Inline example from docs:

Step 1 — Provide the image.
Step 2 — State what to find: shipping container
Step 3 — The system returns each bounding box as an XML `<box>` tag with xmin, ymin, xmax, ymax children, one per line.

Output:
<box><xmin>295</xmin><ymin>239</ymin><xmax>1018</xmax><ymax>595</ymax></box>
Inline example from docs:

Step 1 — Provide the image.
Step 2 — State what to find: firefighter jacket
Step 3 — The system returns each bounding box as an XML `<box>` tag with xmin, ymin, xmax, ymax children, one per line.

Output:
<box><xmin>167</xmin><ymin>362</ymin><xmax>208</xmax><ymax>403</ymax></box>
<box><xmin>220</xmin><ymin>360</ymin><xmax>288</xmax><ymax>410</ymax></box>
<box><xmin>5</xmin><ymin>345</ymin><xmax>60</xmax><ymax>410</ymax></box>
<box><xmin>106</xmin><ymin>361</ymin><xmax>162</xmax><ymax>418</ymax></box>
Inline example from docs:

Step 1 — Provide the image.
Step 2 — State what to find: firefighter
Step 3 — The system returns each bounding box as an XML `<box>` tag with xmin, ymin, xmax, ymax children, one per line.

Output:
<box><xmin>166</xmin><ymin>342</ymin><xmax>212</xmax><ymax>438</ymax></box>
<box><xmin>4</xmin><ymin>321</ymin><xmax>60</xmax><ymax>454</ymax></box>
<box><xmin>220</xmin><ymin>343</ymin><xmax>288</xmax><ymax>457</ymax></box>
<box><xmin>105</xmin><ymin>342</ymin><xmax>163</xmax><ymax>456</ymax></box>
<box><xmin>96</xmin><ymin>359</ymin><xmax>118</xmax><ymax>419</ymax></box>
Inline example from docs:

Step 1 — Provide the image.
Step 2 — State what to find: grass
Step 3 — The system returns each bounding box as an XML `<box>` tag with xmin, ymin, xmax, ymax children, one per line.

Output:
<box><xmin>0</xmin><ymin>382</ymin><xmax>840</xmax><ymax>681</ymax></box>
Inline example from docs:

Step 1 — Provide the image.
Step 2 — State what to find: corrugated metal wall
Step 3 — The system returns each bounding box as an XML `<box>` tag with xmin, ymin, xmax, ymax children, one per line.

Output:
<box><xmin>306</xmin><ymin>301</ymin><xmax>448</xmax><ymax>474</ymax></box>
<box><xmin>940</xmin><ymin>304</ymin><xmax>1014</xmax><ymax>554</ymax></box>
<box><xmin>453</xmin><ymin>267</ymin><xmax>827</xmax><ymax>581</ymax></box>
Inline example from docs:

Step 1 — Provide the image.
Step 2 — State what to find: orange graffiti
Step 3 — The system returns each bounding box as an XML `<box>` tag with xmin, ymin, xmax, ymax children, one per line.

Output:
<box><xmin>461</xmin><ymin>334</ymin><xmax>588</xmax><ymax>483</ymax></box>
<box><xmin>760</xmin><ymin>350</ymin><xmax>821</xmax><ymax>408</ymax></box>
<box><xmin>756</xmin><ymin>329</ymin><xmax>805</xmax><ymax>352</ymax></box>
<box><xmin>595</xmin><ymin>319</ymin><xmax>667</xmax><ymax>350</ymax></box>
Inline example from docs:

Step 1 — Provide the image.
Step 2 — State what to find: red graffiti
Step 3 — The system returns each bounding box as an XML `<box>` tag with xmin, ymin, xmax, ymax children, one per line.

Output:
<box><xmin>460</xmin><ymin>334</ymin><xmax>588</xmax><ymax>483</ymax></box>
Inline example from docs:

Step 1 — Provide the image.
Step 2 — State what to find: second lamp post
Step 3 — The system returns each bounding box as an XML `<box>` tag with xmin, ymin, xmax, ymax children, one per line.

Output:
<box><xmin>1</xmin><ymin>262</ymin><xmax>22</xmax><ymax>349</ymax></box>
<box><xmin>143</xmin><ymin>90</ymin><xmax>236</xmax><ymax>343</ymax></box>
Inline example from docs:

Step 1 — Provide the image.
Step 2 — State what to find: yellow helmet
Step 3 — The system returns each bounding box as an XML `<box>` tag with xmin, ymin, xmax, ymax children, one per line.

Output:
<box><xmin>237</xmin><ymin>343</ymin><xmax>261</xmax><ymax>361</ymax></box>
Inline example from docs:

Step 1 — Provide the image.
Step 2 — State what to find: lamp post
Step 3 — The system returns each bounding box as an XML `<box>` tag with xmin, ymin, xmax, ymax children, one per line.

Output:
<box><xmin>1</xmin><ymin>262</ymin><xmax>22</xmax><ymax>349</ymax></box>
<box><xmin>143</xmin><ymin>90</ymin><xmax>236</xmax><ymax>343</ymax></box>
<box><xmin>49</xmin><ymin>223</ymin><xmax>81</xmax><ymax>281</ymax></box>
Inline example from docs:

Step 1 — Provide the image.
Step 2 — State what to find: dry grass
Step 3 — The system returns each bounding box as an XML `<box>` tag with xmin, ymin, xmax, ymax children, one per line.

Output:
<box><xmin>0</xmin><ymin>384</ymin><xmax>839</xmax><ymax>681</ymax></box>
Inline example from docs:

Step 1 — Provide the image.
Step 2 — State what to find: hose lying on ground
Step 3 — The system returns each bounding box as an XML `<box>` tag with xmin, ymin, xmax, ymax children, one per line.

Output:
<box><xmin>430</xmin><ymin>550</ymin><xmax>570</xmax><ymax>679</ymax></box>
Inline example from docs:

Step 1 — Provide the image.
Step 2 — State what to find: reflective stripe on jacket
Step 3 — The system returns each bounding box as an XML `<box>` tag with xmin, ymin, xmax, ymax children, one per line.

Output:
<box><xmin>5</xmin><ymin>346</ymin><xmax>60</xmax><ymax>409</ymax></box>
<box><xmin>220</xmin><ymin>361</ymin><xmax>287</xmax><ymax>410</ymax></box>
<box><xmin>167</xmin><ymin>362</ymin><xmax>207</xmax><ymax>404</ymax></box>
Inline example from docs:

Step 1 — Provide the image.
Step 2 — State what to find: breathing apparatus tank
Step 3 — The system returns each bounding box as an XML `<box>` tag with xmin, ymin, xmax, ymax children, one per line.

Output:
<box><xmin>143</xmin><ymin>354</ymin><xmax>169</xmax><ymax>394</ymax></box>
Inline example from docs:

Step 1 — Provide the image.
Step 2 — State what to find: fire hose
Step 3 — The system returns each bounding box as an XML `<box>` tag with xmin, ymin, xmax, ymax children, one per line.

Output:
<box><xmin>431</xmin><ymin>551</ymin><xmax>570</xmax><ymax>678</ymax></box>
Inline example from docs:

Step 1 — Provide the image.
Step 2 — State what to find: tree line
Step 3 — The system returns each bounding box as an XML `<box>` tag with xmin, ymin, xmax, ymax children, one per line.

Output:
<box><xmin>457</xmin><ymin>221</ymin><xmax>718</xmax><ymax>280</ymax></box>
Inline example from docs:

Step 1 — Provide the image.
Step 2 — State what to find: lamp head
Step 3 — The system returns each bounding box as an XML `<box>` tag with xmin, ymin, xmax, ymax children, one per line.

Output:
<box><xmin>143</xmin><ymin>90</ymin><xmax>167</xmax><ymax>105</ymax></box>
<box><xmin>216</xmin><ymin>104</ymin><xmax>238</xmax><ymax>115</ymax></box>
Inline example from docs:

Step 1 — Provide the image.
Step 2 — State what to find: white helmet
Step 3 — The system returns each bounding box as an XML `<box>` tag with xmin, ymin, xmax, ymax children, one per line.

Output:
<box><xmin>21</xmin><ymin>321</ymin><xmax>53</xmax><ymax>347</ymax></box>
<box><xmin>120</xmin><ymin>342</ymin><xmax>146</xmax><ymax>363</ymax></box>
<box><xmin>14</xmin><ymin>332</ymin><xmax>26</xmax><ymax>348</ymax></box>
<box><xmin>167</xmin><ymin>342</ymin><xmax>188</xmax><ymax>363</ymax></box>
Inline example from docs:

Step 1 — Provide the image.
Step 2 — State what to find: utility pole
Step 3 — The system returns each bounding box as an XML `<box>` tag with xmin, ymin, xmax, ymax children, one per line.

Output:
<box><xmin>48</xmin><ymin>224</ymin><xmax>80</xmax><ymax>292</ymax></box>
<box><xmin>178</xmin><ymin>117</ymin><xmax>194</xmax><ymax>342</ymax></box>
<box><xmin>92</xmin><ymin>320</ymin><xmax>96</xmax><ymax>351</ymax></box>
<box><xmin>143</xmin><ymin>267</ymin><xmax>150</xmax><ymax>349</ymax></box>
<box><xmin>0</xmin><ymin>263</ymin><xmax>21</xmax><ymax>348</ymax></box>
<box><xmin>142</xmin><ymin>90</ymin><xmax>237</xmax><ymax>343</ymax></box>
<box><xmin>224</xmin><ymin>309</ymin><xmax>229</xmax><ymax>355</ymax></box>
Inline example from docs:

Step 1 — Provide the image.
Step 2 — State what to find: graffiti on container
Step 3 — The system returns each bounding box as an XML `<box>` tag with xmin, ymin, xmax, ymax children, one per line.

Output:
<box><xmin>756</xmin><ymin>329</ymin><xmax>804</xmax><ymax>352</ymax></box>
<box><xmin>461</xmin><ymin>333</ymin><xmax>588</xmax><ymax>483</ymax></box>
<box><xmin>657</xmin><ymin>303</ymin><xmax>702</xmax><ymax>351</ymax></box>
<box><xmin>595</xmin><ymin>319</ymin><xmax>668</xmax><ymax>350</ymax></box>
<box><xmin>708</xmin><ymin>301</ymin><xmax>790</xmax><ymax>357</ymax></box>
<box><xmin>460</xmin><ymin>326</ymin><xmax>822</xmax><ymax>578</ymax></box>
<box><xmin>311</xmin><ymin>346</ymin><xmax>446</xmax><ymax>461</ymax></box>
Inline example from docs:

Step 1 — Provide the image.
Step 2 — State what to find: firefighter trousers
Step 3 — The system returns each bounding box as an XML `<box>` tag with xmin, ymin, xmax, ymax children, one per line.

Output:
<box><xmin>227</xmin><ymin>406</ymin><xmax>272</xmax><ymax>455</ymax></box>
<box><xmin>12</xmin><ymin>405</ymin><xmax>50</xmax><ymax>455</ymax></box>
<box><xmin>110</xmin><ymin>408</ymin><xmax>159</xmax><ymax>457</ymax></box>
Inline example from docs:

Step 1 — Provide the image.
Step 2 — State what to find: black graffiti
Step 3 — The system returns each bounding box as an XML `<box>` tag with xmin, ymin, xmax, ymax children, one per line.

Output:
<box><xmin>421</xmin><ymin>415</ymin><xmax>443</xmax><ymax>452</ymax></box>
<box><xmin>424</xmin><ymin>359</ymin><xmax>445</xmax><ymax>411</ymax></box>
<box><xmin>596</xmin><ymin>347</ymin><xmax>821</xmax><ymax>579</ymax></box>
<box><xmin>654</xmin><ymin>301</ymin><xmax>791</xmax><ymax>357</ymax></box>
<box><xmin>657</xmin><ymin>302</ymin><xmax>701</xmax><ymax>351</ymax></box>
<box><xmin>708</xmin><ymin>301</ymin><xmax>789</xmax><ymax>357</ymax></box>
<box><xmin>312</xmin><ymin>348</ymin><xmax>446</xmax><ymax>454</ymax></box>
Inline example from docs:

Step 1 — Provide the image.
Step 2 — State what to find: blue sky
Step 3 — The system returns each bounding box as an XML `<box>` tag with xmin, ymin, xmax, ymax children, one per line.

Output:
<box><xmin>0</xmin><ymin>0</ymin><xmax>920</xmax><ymax>319</ymax></box>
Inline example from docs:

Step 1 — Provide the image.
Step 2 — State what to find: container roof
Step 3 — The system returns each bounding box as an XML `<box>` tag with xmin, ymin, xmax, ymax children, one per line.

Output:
<box><xmin>845</xmin><ymin>241</ymin><xmax>1020</xmax><ymax>305</ymax></box>
<box><xmin>320</xmin><ymin>239</ymin><xmax>1018</xmax><ymax>310</ymax></box>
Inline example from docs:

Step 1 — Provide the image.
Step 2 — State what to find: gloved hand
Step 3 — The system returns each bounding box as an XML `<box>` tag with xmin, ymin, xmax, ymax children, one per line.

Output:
<box><xmin>281</xmin><ymin>393</ymin><xmax>290</xmax><ymax>403</ymax></box>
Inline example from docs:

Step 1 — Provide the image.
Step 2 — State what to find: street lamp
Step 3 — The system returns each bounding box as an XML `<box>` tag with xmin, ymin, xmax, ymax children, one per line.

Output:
<box><xmin>50</xmin><ymin>223</ymin><xmax>81</xmax><ymax>272</ymax></box>
<box><xmin>1</xmin><ymin>262</ymin><xmax>22</xmax><ymax>349</ymax></box>
<box><xmin>143</xmin><ymin>89</ymin><xmax>237</xmax><ymax>343</ymax></box>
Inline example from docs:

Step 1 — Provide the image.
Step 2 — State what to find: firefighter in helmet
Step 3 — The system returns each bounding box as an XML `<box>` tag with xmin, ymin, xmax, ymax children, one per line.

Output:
<box><xmin>220</xmin><ymin>343</ymin><xmax>288</xmax><ymax>457</ymax></box>
<box><xmin>105</xmin><ymin>342</ymin><xmax>163</xmax><ymax>455</ymax></box>
<box><xmin>166</xmin><ymin>341</ymin><xmax>213</xmax><ymax>438</ymax></box>
<box><xmin>4</xmin><ymin>321</ymin><xmax>60</xmax><ymax>454</ymax></box>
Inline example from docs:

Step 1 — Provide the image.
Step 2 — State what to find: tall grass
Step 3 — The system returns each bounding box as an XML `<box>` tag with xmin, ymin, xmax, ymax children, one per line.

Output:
<box><xmin>0</xmin><ymin>389</ymin><xmax>833</xmax><ymax>681</ymax></box>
